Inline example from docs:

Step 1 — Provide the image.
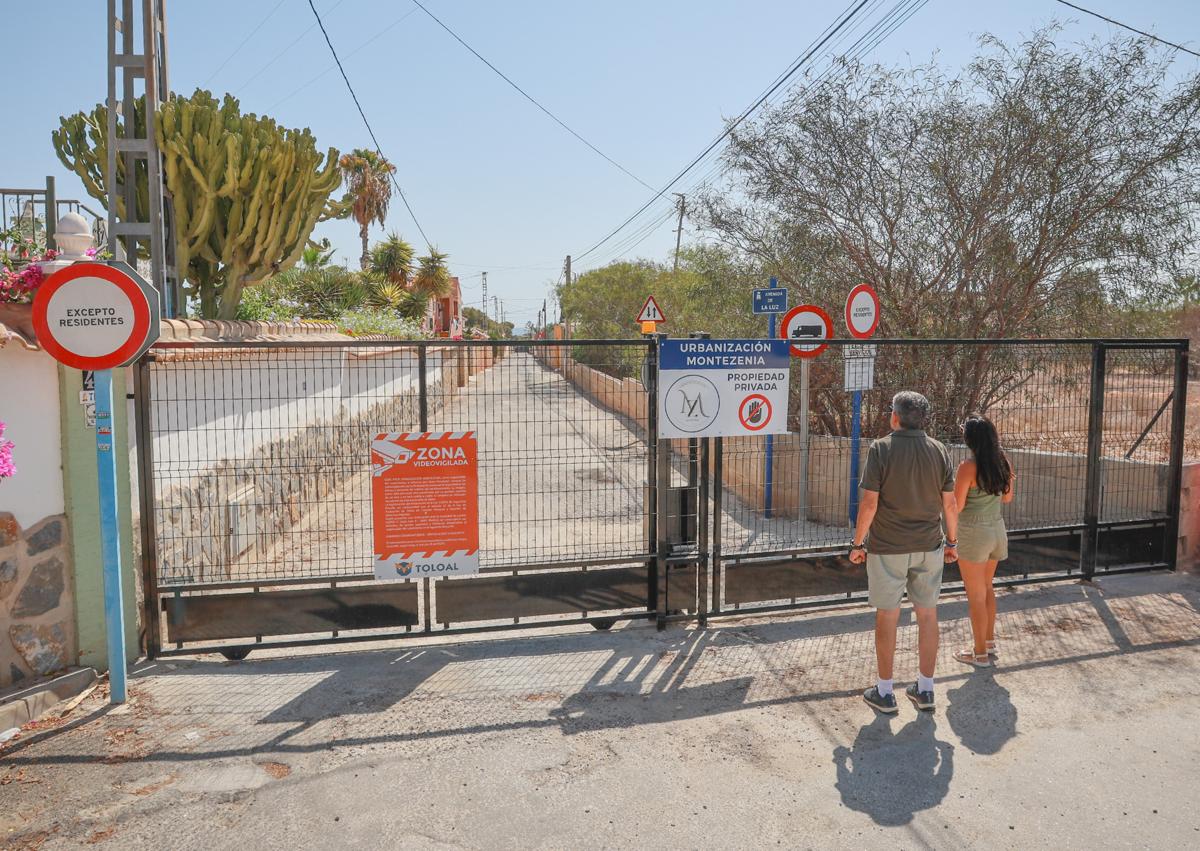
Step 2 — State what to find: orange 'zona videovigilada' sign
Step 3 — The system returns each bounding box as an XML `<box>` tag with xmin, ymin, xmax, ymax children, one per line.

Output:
<box><xmin>371</xmin><ymin>431</ymin><xmax>480</xmax><ymax>579</ymax></box>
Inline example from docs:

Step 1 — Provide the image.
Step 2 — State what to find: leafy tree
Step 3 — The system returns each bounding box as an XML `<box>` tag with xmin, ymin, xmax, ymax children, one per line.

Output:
<box><xmin>302</xmin><ymin>238</ymin><xmax>336</xmax><ymax>269</ymax></box>
<box><xmin>463</xmin><ymin>305</ymin><xmax>514</xmax><ymax>338</ymax></box>
<box><xmin>412</xmin><ymin>249</ymin><xmax>453</xmax><ymax>298</ymax></box>
<box><xmin>338</xmin><ymin>148</ymin><xmax>395</xmax><ymax>270</ymax></box>
<box><xmin>699</xmin><ymin>26</ymin><xmax>1200</xmax><ymax>429</ymax></box>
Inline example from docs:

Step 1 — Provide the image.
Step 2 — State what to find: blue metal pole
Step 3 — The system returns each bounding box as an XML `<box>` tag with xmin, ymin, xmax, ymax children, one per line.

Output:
<box><xmin>94</xmin><ymin>369</ymin><xmax>128</xmax><ymax>704</ymax></box>
<box><xmin>764</xmin><ymin>276</ymin><xmax>778</xmax><ymax>519</ymax></box>
<box><xmin>849</xmin><ymin>389</ymin><xmax>862</xmax><ymax>526</ymax></box>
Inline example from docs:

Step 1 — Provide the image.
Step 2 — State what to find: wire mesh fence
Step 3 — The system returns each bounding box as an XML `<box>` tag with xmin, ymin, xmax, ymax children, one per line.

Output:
<box><xmin>137</xmin><ymin>336</ymin><xmax>1185</xmax><ymax>648</ymax></box>
<box><xmin>143</xmin><ymin>340</ymin><xmax>653</xmax><ymax>587</ymax></box>
<box><xmin>715</xmin><ymin>341</ymin><xmax>1180</xmax><ymax>559</ymax></box>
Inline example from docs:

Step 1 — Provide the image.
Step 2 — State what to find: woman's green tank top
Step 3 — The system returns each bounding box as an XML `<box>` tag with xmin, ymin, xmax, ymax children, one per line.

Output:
<box><xmin>961</xmin><ymin>484</ymin><xmax>1003</xmax><ymax>520</ymax></box>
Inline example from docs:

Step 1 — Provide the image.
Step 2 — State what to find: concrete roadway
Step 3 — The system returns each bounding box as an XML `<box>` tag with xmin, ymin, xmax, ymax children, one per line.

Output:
<box><xmin>2</xmin><ymin>572</ymin><xmax>1198</xmax><ymax>849</ymax></box>
<box><xmin>251</xmin><ymin>350</ymin><xmax>829</xmax><ymax>581</ymax></box>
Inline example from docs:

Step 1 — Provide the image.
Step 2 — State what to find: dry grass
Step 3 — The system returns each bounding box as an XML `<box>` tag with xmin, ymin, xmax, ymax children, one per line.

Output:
<box><xmin>985</xmin><ymin>369</ymin><xmax>1191</xmax><ymax>463</ymax></box>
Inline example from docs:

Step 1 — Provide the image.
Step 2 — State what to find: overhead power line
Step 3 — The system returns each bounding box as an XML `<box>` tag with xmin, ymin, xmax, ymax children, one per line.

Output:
<box><xmin>267</xmin><ymin>6</ymin><xmax>423</xmax><ymax>112</ymax></box>
<box><xmin>576</xmin><ymin>0</ymin><xmax>929</xmax><ymax>271</ymax></box>
<box><xmin>1052</xmin><ymin>1</ymin><xmax>1200</xmax><ymax>59</ymax></box>
<box><xmin>407</xmin><ymin>0</ymin><xmax>654</xmax><ymax>191</ymax></box>
<box><xmin>572</xmin><ymin>0</ymin><xmax>874</xmax><ymax>263</ymax></box>
<box><xmin>202</xmin><ymin>0</ymin><xmax>288</xmax><ymax>87</ymax></box>
<box><xmin>239</xmin><ymin>0</ymin><xmax>349</xmax><ymax>93</ymax></box>
<box><xmin>306</xmin><ymin>0</ymin><xmax>432</xmax><ymax>247</ymax></box>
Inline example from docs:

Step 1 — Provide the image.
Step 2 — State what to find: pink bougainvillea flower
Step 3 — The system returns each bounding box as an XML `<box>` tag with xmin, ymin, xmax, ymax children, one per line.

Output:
<box><xmin>0</xmin><ymin>421</ymin><xmax>15</xmax><ymax>480</ymax></box>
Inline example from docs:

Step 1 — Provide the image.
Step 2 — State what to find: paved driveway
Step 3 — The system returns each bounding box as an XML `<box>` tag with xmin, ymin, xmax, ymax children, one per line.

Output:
<box><xmin>3</xmin><ymin>572</ymin><xmax>1198</xmax><ymax>849</ymax></box>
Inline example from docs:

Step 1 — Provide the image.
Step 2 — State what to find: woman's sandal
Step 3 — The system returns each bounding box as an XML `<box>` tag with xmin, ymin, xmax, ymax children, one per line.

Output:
<box><xmin>987</xmin><ymin>641</ymin><xmax>998</xmax><ymax>659</ymax></box>
<box><xmin>954</xmin><ymin>649</ymin><xmax>993</xmax><ymax>668</ymax></box>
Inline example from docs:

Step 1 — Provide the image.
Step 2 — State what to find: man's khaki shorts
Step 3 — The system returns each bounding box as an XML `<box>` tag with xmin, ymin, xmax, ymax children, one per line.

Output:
<box><xmin>866</xmin><ymin>549</ymin><xmax>944</xmax><ymax>609</ymax></box>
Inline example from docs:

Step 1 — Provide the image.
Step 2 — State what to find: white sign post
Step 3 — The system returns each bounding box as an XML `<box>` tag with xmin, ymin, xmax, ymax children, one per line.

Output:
<box><xmin>33</xmin><ymin>261</ymin><xmax>159</xmax><ymax>705</ymax></box>
<box><xmin>842</xmin><ymin>283</ymin><xmax>881</xmax><ymax>526</ymax></box>
<box><xmin>658</xmin><ymin>339</ymin><xmax>790</xmax><ymax>439</ymax></box>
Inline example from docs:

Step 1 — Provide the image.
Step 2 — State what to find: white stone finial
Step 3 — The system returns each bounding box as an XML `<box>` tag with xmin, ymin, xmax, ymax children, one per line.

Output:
<box><xmin>55</xmin><ymin>212</ymin><xmax>94</xmax><ymax>260</ymax></box>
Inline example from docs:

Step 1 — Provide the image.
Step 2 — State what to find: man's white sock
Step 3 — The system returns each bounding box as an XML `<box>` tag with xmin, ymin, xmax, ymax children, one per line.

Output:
<box><xmin>917</xmin><ymin>674</ymin><xmax>935</xmax><ymax>693</ymax></box>
<box><xmin>877</xmin><ymin>678</ymin><xmax>894</xmax><ymax>697</ymax></box>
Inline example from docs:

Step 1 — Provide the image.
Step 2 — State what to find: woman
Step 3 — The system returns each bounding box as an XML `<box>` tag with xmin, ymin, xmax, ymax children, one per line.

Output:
<box><xmin>953</xmin><ymin>415</ymin><xmax>1015</xmax><ymax>668</ymax></box>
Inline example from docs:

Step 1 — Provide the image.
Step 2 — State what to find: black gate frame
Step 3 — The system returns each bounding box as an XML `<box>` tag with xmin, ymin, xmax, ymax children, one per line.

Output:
<box><xmin>133</xmin><ymin>337</ymin><xmax>1188</xmax><ymax>655</ymax></box>
<box><xmin>677</xmin><ymin>338</ymin><xmax>1190</xmax><ymax>627</ymax></box>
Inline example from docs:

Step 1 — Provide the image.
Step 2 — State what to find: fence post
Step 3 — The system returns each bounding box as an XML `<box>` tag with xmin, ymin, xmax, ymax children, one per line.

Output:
<box><xmin>1080</xmin><ymin>343</ymin><xmax>1107</xmax><ymax>579</ymax></box>
<box><xmin>417</xmin><ymin>343</ymin><xmax>432</xmax><ymax>631</ymax></box>
<box><xmin>1164</xmin><ymin>340</ymin><xmax>1190</xmax><ymax>569</ymax></box>
<box><xmin>133</xmin><ymin>354</ymin><xmax>162</xmax><ymax>658</ymax></box>
<box><xmin>712</xmin><ymin>437</ymin><xmax>723</xmax><ymax>616</ymax></box>
<box><xmin>45</xmin><ymin>175</ymin><xmax>57</xmax><ymax>250</ymax></box>
<box><xmin>645</xmin><ymin>336</ymin><xmax>659</xmax><ymax>614</ymax></box>
<box><xmin>417</xmin><ymin>344</ymin><xmax>429</xmax><ymax>432</ymax></box>
<box><xmin>690</xmin><ymin>331</ymin><xmax>710</xmax><ymax>624</ymax></box>
<box><xmin>652</xmin><ymin>334</ymin><xmax>672</xmax><ymax>627</ymax></box>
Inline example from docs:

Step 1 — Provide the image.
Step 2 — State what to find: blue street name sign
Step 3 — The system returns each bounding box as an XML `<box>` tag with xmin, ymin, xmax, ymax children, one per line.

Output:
<box><xmin>752</xmin><ymin>288</ymin><xmax>788</xmax><ymax>314</ymax></box>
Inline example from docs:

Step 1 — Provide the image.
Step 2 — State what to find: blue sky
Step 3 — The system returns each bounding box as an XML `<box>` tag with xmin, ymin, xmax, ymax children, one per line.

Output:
<box><xmin>3</xmin><ymin>1</ymin><xmax>1198</xmax><ymax>325</ymax></box>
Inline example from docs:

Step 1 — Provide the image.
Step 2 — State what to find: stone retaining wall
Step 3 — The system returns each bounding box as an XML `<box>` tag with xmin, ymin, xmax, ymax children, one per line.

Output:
<box><xmin>150</xmin><ymin>344</ymin><xmax>504</xmax><ymax>584</ymax></box>
<box><xmin>0</xmin><ymin>513</ymin><xmax>75</xmax><ymax>682</ymax></box>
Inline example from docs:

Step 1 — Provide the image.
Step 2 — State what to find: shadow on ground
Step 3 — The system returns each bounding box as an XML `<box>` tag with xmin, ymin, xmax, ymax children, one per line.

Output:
<box><xmin>834</xmin><ymin>713</ymin><xmax>955</xmax><ymax>826</ymax></box>
<box><xmin>3</xmin><ymin>574</ymin><xmax>1196</xmax><ymax>769</ymax></box>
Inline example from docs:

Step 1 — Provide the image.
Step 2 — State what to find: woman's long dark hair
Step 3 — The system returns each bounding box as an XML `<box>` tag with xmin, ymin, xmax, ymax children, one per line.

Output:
<box><xmin>963</xmin><ymin>415</ymin><xmax>1012</xmax><ymax>496</ymax></box>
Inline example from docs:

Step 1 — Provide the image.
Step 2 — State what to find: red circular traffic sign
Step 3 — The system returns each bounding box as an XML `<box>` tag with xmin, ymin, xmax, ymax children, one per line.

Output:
<box><xmin>738</xmin><ymin>394</ymin><xmax>772</xmax><ymax>431</ymax></box>
<box><xmin>780</xmin><ymin>304</ymin><xmax>833</xmax><ymax>358</ymax></box>
<box><xmin>32</xmin><ymin>262</ymin><xmax>158</xmax><ymax>370</ymax></box>
<box><xmin>845</xmin><ymin>283</ymin><xmax>880</xmax><ymax>339</ymax></box>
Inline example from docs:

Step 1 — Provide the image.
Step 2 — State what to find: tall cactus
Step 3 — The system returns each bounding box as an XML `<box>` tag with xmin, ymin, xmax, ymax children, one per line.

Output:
<box><xmin>53</xmin><ymin>90</ymin><xmax>342</xmax><ymax>318</ymax></box>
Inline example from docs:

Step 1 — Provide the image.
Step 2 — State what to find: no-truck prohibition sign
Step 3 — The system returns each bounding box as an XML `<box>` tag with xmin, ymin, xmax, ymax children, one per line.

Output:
<box><xmin>32</xmin><ymin>261</ymin><xmax>160</xmax><ymax>370</ymax></box>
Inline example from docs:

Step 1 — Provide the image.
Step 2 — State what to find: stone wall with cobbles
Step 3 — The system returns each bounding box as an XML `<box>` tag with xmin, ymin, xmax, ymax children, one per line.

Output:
<box><xmin>0</xmin><ymin>513</ymin><xmax>75</xmax><ymax>685</ymax></box>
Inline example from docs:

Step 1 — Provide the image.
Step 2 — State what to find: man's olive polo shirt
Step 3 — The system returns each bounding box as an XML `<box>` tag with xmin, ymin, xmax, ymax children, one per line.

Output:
<box><xmin>859</xmin><ymin>428</ymin><xmax>954</xmax><ymax>554</ymax></box>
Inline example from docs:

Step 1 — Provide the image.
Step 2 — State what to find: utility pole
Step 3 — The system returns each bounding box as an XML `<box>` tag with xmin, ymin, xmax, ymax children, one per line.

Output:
<box><xmin>108</xmin><ymin>0</ymin><xmax>178</xmax><ymax>316</ymax></box>
<box><xmin>562</xmin><ymin>255</ymin><xmax>571</xmax><ymax>338</ymax></box>
<box><xmin>481</xmin><ymin>271</ymin><xmax>488</xmax><ymax>323</ymax></box>
<box><xmin>672</xmin><ymin>193</ymin><xmax>686</xmax><ymax>273</ymax></box>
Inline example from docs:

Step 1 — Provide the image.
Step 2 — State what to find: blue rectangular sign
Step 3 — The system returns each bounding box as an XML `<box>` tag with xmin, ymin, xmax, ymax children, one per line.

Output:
<box><xmin>752</xmin><ymin>288</ymin><xmax>788</xmax><ymax>314</ymax></box>
<box><xmin>659</xmin><ymin>338</ymin><xmax>790</xmax><ymax>371</ymax></box>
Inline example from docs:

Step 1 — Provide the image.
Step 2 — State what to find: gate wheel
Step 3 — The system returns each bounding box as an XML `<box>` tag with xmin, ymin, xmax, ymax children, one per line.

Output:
<box><xmin>221</xmin><ymin>648</ymin><xmax>251</xmax><ymax>661</ymax></box>
<box><xmin>591</xmin><ymin>617</ymin><xmax>617</xmax><ymax>631</ymax></box>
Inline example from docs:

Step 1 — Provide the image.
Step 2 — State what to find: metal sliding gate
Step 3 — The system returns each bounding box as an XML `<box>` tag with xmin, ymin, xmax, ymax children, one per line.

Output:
<box><xmin>134</xmin><ymin>337</ymin><xmax>1187</xmax><ymax>657</ymax></box>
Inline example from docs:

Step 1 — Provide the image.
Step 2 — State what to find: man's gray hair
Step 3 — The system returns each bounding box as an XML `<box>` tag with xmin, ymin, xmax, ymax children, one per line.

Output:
<box><xmin>892</xmin><ymin>390</ymin><xmax>931</xmax><ymax>430</ymax></box>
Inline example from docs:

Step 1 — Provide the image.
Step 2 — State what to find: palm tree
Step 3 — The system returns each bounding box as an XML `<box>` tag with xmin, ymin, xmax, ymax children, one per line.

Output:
<box><xmin>412</xmin><ymin>249</ymin><xmax>452</xmax><ymax>299</ymax></box>
<box><xmin>370</xmin><ymin>233</ymin><xmax>415</xmax><ymax>285</ymax></box>
<box><xmin>337</xmin><ymin>149</ymin><xmax>395</xmax><ymax>270</ymax></box>
<box><xmin>301</xmin><ymin>238</ymin><xmax>336</xmax><ymax>270</ymax></box>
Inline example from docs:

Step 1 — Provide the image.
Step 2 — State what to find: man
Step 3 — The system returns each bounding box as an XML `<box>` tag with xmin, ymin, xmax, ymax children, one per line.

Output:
<box><xmin>848</xmin><ymin>390</ymin><xmax>958</xmax><ymax>714</ymax></box>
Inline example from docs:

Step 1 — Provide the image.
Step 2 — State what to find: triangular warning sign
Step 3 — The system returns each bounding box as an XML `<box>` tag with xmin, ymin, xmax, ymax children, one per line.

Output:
<box><xmin>637</xmin><ymin>295</ymin><xmax>666</xmax><ymax>324</ymax></box>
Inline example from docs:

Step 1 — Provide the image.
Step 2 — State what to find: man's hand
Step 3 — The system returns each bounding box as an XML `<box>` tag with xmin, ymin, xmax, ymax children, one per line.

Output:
<box><xmin>849</xmin><ymin>545</ymin><xmax>867</xmax><ymax>564</ymax></box>
<box><xmin>943</xmin><ymin>542</ymin><xmax>959</xmax><ymax>564</ymax></box>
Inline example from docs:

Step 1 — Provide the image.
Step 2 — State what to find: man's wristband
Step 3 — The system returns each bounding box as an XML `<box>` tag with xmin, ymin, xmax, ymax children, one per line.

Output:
<box><xmin>850</xmin><ymin>544</ymin><xmax>867</xmax><ymax>553</ymax></box>
<box><xmin>944</xmin><ymin>539</ymin><xmax>958</xmax><ymax>548</ymax></box>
